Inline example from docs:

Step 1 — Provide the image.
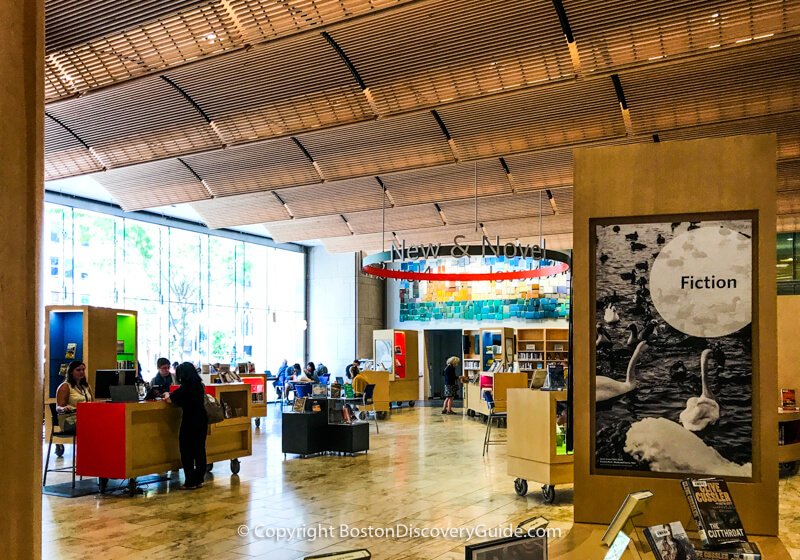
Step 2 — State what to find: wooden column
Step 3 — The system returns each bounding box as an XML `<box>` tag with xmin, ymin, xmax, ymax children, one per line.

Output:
<box><xmin>573</xmin><ymin>136</ymin><xmax>778</xmax><ymax>535</ymax></box>
<box><xmin>0</xmin><ymin>0</ymin><xmax>44</xmax><ymax>556</ymax></box>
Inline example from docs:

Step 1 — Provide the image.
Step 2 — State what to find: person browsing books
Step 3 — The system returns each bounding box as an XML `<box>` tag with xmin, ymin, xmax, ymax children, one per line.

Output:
<box><xmin>274</xmin><ymin>359</ymin><xmax>289</xmax><ymax>399</ymax></box>
<box><xmin>441</xmin><ymin>356</ymin><xmax>459</xmax><ymax>415</ymax></box>
<box><xmin>151</xmin><ymin>357</ymin><xmax>176</xmax><ymax>388</ymax></box>
<box><xmin>163</xmin><ymin>362</ymin><xmax>208</xmax><ymax>490</ymax></box>
<box><xmin>352</xmin><ymin>370</ymin><xmax>369</xmax><ymax>396</ymax></box>
<box><xmin>55</xmin><ymin>361</ymin><xmax>93</xmax><ymax>433</ymax></box>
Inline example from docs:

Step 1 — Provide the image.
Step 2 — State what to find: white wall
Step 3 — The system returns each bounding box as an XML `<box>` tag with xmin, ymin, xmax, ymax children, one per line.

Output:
<box><xmin>308</xmin><ymin>248</ymin><xmax>357</xmax><ymax>377</ymax></box>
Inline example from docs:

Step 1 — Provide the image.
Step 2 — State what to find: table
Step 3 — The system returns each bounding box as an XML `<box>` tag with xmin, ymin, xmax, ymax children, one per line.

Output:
<box><xmin>76</xmin><ymin>384</ymin><xmax>252</xmax><ymax>495</ymax></box>
<box><xmin>281</xmin><ymin>398</ymin><xmax>369</xmax><ymax>457</ymax></box>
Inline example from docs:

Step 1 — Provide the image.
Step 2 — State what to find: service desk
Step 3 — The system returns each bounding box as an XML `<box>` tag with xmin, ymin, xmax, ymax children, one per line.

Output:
<box><xmin>76</xmin><ymin>384</ymin><xmax>252</xmax><ymax>494</ymax></box>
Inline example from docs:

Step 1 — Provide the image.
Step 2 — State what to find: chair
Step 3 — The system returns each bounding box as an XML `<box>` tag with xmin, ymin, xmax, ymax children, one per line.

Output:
<box><xmin>43</xmin><ymin>403</ymin><xmax>79</xmax><ymax>488</ymax></box>
<box><xmin>295</xmin><ymin>383</ymin><xmax>313</xmax><ymax>399</ymax></box>
<box><xmin>318</xmin><ymin>374</ymin><xmax>330</xmax><ymax>386</ymax></box>
<box><xmin>361</xmin><ymin>384</ymin><xmax>379</xmax><ymax>433</ymax></box>
<box><xmin>482</xmin><ymin>390</ymin><xmax>507</xmax><ymax>456</ymax></box>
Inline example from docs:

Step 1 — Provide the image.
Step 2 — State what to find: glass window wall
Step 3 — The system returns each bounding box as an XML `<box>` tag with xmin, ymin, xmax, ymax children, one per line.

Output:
<box><xmin>43</xmin><ymin>202</ymin><xmax>306</xmax><ymax>378</ymax></box>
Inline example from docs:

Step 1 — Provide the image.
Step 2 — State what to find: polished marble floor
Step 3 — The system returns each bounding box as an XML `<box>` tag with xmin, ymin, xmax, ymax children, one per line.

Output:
<box><xmin>42</xmin><ymin>406</ymin><xmax>800</xmax><ymax>559</ymax></box>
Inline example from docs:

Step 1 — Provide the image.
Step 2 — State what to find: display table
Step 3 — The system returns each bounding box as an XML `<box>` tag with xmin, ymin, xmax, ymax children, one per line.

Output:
<box><xmin>507</xmin><ymin>388</ymin><xmax>573</xmax><ymax>503</ymax></box>
<box><xmin>76</xmin><ymin>384</ymin><xmax>252</xmax><ymax>495</ymax></box>
<box><xmin>281</xmin><ymin>399</ymin><xmax>369</xmax><ymax>457</ymax></box>
<box><xmin>549</xmin><ymin>523</ymin><xmax>791</xmax><ymax>559</ymax></box>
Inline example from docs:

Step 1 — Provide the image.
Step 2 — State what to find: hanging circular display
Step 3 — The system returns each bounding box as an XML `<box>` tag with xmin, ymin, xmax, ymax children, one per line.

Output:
<box><xmin>361</xmin><ymin>241</ymin><xmax>571</xmax><ymax>281</ymax></box>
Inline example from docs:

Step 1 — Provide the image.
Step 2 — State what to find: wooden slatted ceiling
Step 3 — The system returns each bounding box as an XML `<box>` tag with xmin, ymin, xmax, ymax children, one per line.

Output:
<box><xmin>44</xmin><ymin>0</ymin><xmax>412</xmax><ymax>102</ymax></box>
<box><xmin>164</xmin><ymin>35</ymin><xmax>373</xmax><ymax>144</ymax></box>
<box><xmin>45</xmin><ymin>1</ymin><xmax>238</xmax><ymax>101</ymax></box>
<box><xmin>343</xmin><ymin>204</ymin><xmax>443</xmax><ymax>234</ymax></box>
<box><xmin>621</xmin><ymin>39</ymin><xmax>800</xmax><ymax>135</ymax></box>
<box><xmin>277</xmin><ymin>176</ymin><xmax>385</xmax><ymax>218</ymax></box>
<box><xmin>328</xmin><ymin>0</ymin><xmax>572</xmax><ymax>115</ymax></box>
<box><xmin>437</xmin><ymin>192</ymin><xmax>548</xmax><ymax>225</ymax></box>
<box><xmin>779</xmin><ymin>160</ymin><xmax>800</xmax><ymax>192</ymax></box>
<box><xmin>658</xmin><ymin>112</ymin><xmax>800</xmax><ymax>161</ymax></box>
<box><xmin>565</xmin><ymin>0</ymin><xmax>800</xmax><ymax>74</ymax></box>
<box><xmin>45</xmin><ymin>0</ymin><xmax>214</xmax><ymax>52</ymax></box>
<box><xmin>436</xmin><ymin>79</ymin><xmax>626</xmax><ymax>160</ymax></box>
<box><xmin>46</xmin><ymin>77</ymin><xmax>219</xmax><ymax>170</ymax></box>
<box><xmin>93</xmin><ymin>159</ymin><xmax>211</xmax><ymax>210</ymax></box>
<box><xmin>191</xmin><ymin>189</ymin><xmax>289</xmax><ymax>228</ymax></box>
<box><xmin>381</xmin><ymin>160</ymin><xmax>509</xmax><ymax>206</ymax></box>
<box><xmin>265</xmin><ymin>215</ymin><xmax>353</xmax><ymax>242</ymax></box>
<box><xmin>44</xmin><ymin>117</ymin><xmax>103</xmax><ymax>180</ymax></box>
<box><xmin>299</xmin><ymin>113</ymin><xmax>454</xmax><ymax>180</ymax></box>
<box><xmin>182</xmin><ymin>138</ymin><xmax>319</xmax><ymax>197</ymax></box>
<box><xmin>778</xmin><ymin>190</ymin><xmax>800</xmax><ymax>214</ymax></box>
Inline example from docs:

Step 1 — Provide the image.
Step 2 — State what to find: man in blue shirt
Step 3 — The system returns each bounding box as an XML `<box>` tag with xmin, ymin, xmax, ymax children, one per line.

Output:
<box><xmin>274</xmin><ymin>359</ymin><xmax>289</xmax><ymax>400</ymax></box>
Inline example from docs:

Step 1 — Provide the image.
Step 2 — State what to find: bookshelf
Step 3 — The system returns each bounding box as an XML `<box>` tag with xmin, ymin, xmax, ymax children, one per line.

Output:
<box><xmin>545</xmin><ymin>328</ymin><xmax>570</xmax><ymax>368</ymax></box>
<box><xmin>45</xmin><ymin>306</ymin><xmax>138</xmax><ymax>400</ymax></box>
<box><xmin>242</xmin><ymin>374</ymin><xmax>268</xmax><ymax>426</ymax></box>
<box><xmin>465</xmin><ymin>327</ymin><xmax>523</xmax><ymax>416</ymax></box>
<box><xmin>462</xmin><ymin>329</ymin><xmax>481</xmax><ymax>378</ymax></box>
<box><xmin>516</xmin><ymin>327</ymin><xmax>569</xmax><ymax>386</ymax></box>
<box><xmin>373</xmin><ymin>329</ymin><xmax>419</xmax><ymax>408</ymax></box>
<box><xmin>778</xmin><ymin>409</ymin><xmax>800</xmax><ymax>465</ymax></box>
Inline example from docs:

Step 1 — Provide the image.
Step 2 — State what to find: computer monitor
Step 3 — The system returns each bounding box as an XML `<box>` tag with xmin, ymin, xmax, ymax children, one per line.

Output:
<box><xmin>94</xmin><ymin>369</ymin><xmax>137</xmax><ymax>399</ymax></box>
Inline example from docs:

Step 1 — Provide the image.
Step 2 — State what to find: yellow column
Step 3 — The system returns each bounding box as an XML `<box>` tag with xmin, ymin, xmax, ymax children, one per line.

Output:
<box><xmin>0</xmin><ymin>0</ymin><xmax>44</xmax><ymax>556</ymax></box>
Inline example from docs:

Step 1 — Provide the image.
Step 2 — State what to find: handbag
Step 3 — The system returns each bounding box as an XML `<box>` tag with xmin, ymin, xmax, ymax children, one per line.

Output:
<box><xmin>202</xmin><ymin>386</ymin><xmax>225</xmax><ymax>424</ymax></box>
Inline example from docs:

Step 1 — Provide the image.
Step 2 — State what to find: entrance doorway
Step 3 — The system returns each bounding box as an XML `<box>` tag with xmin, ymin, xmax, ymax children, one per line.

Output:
<box><xmin>424</xmin><ymin>329</ymin><xmax>462</xmax><ymax>399</ymax></box>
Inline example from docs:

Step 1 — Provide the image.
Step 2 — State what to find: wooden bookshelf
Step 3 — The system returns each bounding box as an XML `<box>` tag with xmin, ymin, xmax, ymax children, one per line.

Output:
<box><xmin>545</xmin><ymin>328</ymin><xmax>569</xmax><ymax>367</ymax></box>
<box><xmin>462</xmin><ymin>329</ymin><xmax>481</xmax><ymax>380</ymax></box>
<box><xmin>517</xmin><ymin>328</ymin><xmax>545</xmax><ymax>373</ymax></box>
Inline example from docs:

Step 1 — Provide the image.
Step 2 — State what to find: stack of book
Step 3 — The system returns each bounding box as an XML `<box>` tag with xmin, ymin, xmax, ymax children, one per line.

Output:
<box><xmin>642</xmin><ymin>478</ymin><xmax>760</xmax><ymax>560</ymax></box>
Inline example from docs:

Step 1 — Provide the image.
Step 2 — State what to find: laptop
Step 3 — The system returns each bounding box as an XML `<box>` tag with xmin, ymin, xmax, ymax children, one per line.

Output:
<box><xmin>109</xmin><ymin>385</ymin><xmax>140</xmax><ymax>403</ymax></box>
<box><xmin>335</xmin><ymin>376</ymin><xmax>345</xmax><ymax>385</ymax></box>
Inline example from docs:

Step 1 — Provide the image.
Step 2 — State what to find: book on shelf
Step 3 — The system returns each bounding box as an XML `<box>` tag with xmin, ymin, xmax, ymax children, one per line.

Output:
<box><xmin>331</xmin><ymin>384</ymin><xmax>342</xmax><ymax>399</ymax></box>
<box><xmin>553</xmin><ymin>343</ymin><xmax>564</xmax><ymax>351</ymax></box>
<box><xmin>58</xmin><ymin>363</ymin><xmax>68</xmax><ymax>377</ymax></box>
<box><xmin>342</xmin><ymin>406</ymin><xmax>351</xmax><ymax>423</ymax></box>
<box><xmin>116</xmin><ymin>340</ymin><xmax>125</xmax><ymax>353</ymax></box>
<box><xmin>65</xmin><ymin>343</ymin><xmax>76</xmax><ymax>359</ymax></box>
<box><xmin>643</xmin><ymin>522</ymin><xmax>698</xmax><ymax>560</ymax></box>
<box><xmin>779</xmin><ymin>424</ymin><xmax>785</xmax><ymax>445</ymax></box>
<box><xmin>781</xmin><ymin>389</ymin><xmax>798</xmax><ymax>411</ymax></box>
<box><xmin>293</xmin><ymin>397</ymin><xmax>307</xmax><ymax>413</ymax></box>
<box><xmin>525</xmin><ymin>343</ymin><xmax>537</xmax><ymax>350</ymax></box>
<box><xmin>681</xmin><ymin>478</ymin><xmax>748</xmax><ymax>548</ymax></box>
<box><xmin>689</xmin><ymin>540</ymin><xmax>761</xmax><ymax>559</ymax></box>
<box><xmin>311</xmin><ymin>403</ymin><xmax>321</xmax><ymax>412</ymax></box>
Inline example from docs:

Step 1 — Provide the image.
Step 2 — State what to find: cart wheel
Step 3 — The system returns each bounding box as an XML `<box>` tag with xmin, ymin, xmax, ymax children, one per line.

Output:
<box><xmin>98</xmin><ymin>478</ymin><xmax>108</xmax><ymax>494</ymax></box>
<box><xmin>359</xmin><ymin>412</ymin><xmax>366</xmax><ymax>420</ymax></box>
<box><xmin>779</xmin><ymin>461</ymin><xmax>798</xmax><ymax>477</ymax></box>
<box><xmin>55</xmin><ymin>444</ymin><xmax>65</xmax><ymax>458</ymax></box>
<box><xmin>206</xmin><ymin>463</ymin><xmax>213</xmax><ymax>472</ymax></box>
<box><xmin>230</xmin><ymin>459</ymin><xmax>240</xmax><ymax>474</ymax></box>
<box><xmin>254</xmin><ymin>418</ymin><xmax>261</xmax><ymax>428</ymax></box>
<box><xmin>542</xmin><ymin>485</ymin><xmax>555</xmax><ymax>504</ymax></box>
<box><xmin>128</xmin><ymin>478</ymin><xmax>137</xmax><ymax>497</ymax></box>
<box><xmin>395</xmin><ymin>401</ymin><xmax>403</xmax><ymax>407</ymax></box>
<box><xmin>408</xmin><ymin>401</ymin><xmax>416</xmax><ymax>407</ymax></box>
<box><xmin>467</xmin><ymin>409</ymin><xmax>474</xmax><ymax>417</ymax></box>
<box><xmin>376</xmin><ymin>411</ymin><xmax>387</xmax><ymax>420</ymax></box>
<box><xmin>514</xmin><ymin>478</ymin><xmax>528</xmax><ymax>497</ymax></box>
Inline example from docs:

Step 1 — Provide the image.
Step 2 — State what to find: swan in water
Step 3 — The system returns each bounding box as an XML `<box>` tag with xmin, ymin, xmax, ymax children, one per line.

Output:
<box><xmin>670</xmin><ymin>360</ymin><xmax>688</xmax><ymax>381</ymax></box>
<box><xmin>656</xmin><ymin>233</ymin><xmax>666</xmax><ymax>244</ymax></box>
<box><xmin>630</xmin><ymin>241</ymin><xmax>647</xmax><ymax>251</ymax></box>
<box><xmin>635</xmin><ymin>261</ymin><xmax>649</xmax><ymax>271</ymax></box>
<box><xmin>596</xmin><ymin>323</ymin><xmax>613</xmax><ymax>349</ymax></box>
<box><xmin>625</xmin><ymin>231</ymin><xmax>639</xmax><ymax>241</ymax></box>
<box><xmin>613</xmin><ymin>225</ymin><xmax>621</xmax><ymax>233</ymax></box>
<box><xmin>596</xmin><ymin>341</ymin><xmax>646</xmax><ymax>402</ymax></box>
<box><xmin>604</xmin><ymin>305</ymin><xmax>620</xmax><ymax>324</ymax></box>
<box><xmin>625</xmin><ymin>321</ymin><xmax>656</xmax><ymax>347</ymax></box>
<box><xmin>599</xmin><ymin>252</ymin><xmax>609</xmax><ymax>264</ymax></box>
<box><xmin>680</xmin><ymin>350</ymin><xmax>719</xmax><ymax>431</ymax></box>
<box><xmin>625</xmin><ymin>417</ymin><xmax>750</xmax><ymax>477</ymax></box>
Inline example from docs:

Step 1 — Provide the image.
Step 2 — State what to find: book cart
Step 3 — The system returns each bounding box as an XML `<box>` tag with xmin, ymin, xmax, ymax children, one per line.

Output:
<box><xmin>372</xmin><ymin>329</ymin><xmax>419</xmax><ymax>410</ymax></box>
<box><xmin>465</xmin><ymin>327</ymin><xmax>525</xmax><ymax>417</ymax></box>
<box><xmin>242</xmin><ymin>374</ymin><xmax>268</xmax><ymax>427</ymax></box>
<box><xmin>506</xmin><ymin>388</ymin><xmax>573</xmax><ymax>503</ymax></box>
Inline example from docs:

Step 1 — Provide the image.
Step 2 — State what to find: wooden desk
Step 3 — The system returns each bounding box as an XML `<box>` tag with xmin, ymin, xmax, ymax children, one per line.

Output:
<box><xmin>76</xmin><ymin>384</ymin><xmax>252</xmax><ymax>495</ymax></box>
<box><xmin>549</xmin><ymin>523</ymin><xmax>791</xmax><ymax>559</ymax></box>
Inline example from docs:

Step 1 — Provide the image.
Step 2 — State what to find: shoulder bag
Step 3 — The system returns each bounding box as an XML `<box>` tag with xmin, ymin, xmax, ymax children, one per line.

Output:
<box><xmin>202</xmin><ymin>385</ymin><xmax>226</xmax><ymax>424</ymax></box>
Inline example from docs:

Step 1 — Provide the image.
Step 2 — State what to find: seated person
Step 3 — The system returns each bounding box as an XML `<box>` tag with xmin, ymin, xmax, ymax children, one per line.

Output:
<box><xmin>274</xmin><ymin>359</ymin><xmax>289</xmax><ymax>398</ymax></box>
<box><xmin>304</xmin><ymin>362</ymin><xmax>319</xmax><ymax>383</ymax></box>
<box><xmin>346</xmin><ymin>360</ymin><xmax>359</xmax><ymax>380</ymax></box>
<box><xmin>151</xmin><ymin>357</ymin><xmax>176</xmax><ymax>388</ymax></box>
<box><xmin>293</xmin><ymin>363</ymin><xmax>312</xmax><ymax>382</ymax></box>
<box><xmin>352</xmin><ymin>370</ymin><xmax>369</xmax><ymax>396</ymax></box>
<box><xmin>56</xmin><ymin>361</ymin><xmax>93</xmax><ymax>433</ymax></box>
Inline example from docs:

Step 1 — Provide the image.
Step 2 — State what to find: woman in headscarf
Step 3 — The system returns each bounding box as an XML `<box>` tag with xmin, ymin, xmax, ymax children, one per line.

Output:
<box><xmin>164</xmin><ymin>362</ymin><xmax>208</xmax><ymax>489</ymax></box>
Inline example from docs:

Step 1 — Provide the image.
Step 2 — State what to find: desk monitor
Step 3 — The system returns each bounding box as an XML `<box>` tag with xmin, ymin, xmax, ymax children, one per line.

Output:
<box><xmin>94</xmin><ymin>369</ymin><xmax>137</xmax><ymax>399</ymax></box>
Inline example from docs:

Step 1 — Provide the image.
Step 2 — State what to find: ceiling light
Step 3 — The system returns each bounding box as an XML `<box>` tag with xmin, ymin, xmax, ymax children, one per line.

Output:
<box><xmin>754</xmin><ymin>34</ymin><xmax>774</xmax><ymax>39</ymax></box>
<box><xmin>708</xmin><ymin>44</ymin><xmax>720</xmax><ymax>48</ymax></box>
<box><xmin>206</xmin><ymin>33</ymin><xmax>217</xmax><ymax>41</ymax></box>
<box><xmin>711</xmin><ymin>13</ymin><xmax>718</xmax><ymax>18</ymax></box>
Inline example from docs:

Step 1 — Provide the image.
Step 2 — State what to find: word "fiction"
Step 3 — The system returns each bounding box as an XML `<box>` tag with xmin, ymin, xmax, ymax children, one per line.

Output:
<box><xmin>681</xmin><ymin>275</ymin><xmax>737</xmax><ymax>290</ymax></box>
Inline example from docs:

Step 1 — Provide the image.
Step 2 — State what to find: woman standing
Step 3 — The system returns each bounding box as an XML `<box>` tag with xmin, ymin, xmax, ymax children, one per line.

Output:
<box><xmin>55</xmin><ymin>361</ymin><xmax>93</xmax><ymax>433</ymax></box>
<box><xmin>164</xmin><ymin>362</ymin><xmax>208</xmax><ymax>489</ymax></box>
<box><xmin>442</xmin><ymin>356</ymin><xmax>460</xmax><ymax>415</ymax></box>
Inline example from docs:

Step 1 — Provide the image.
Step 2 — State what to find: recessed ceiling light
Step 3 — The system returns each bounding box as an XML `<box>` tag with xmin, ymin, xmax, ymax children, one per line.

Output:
<box><xmin>206</xmin><ymin>33</ymin><xmax>217</xmax><ymax>41</ymax></box>
<box><xmin>711</xmin><ymin>13</ymin><xmax>719</xmax><ymax>17</ymax></box>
